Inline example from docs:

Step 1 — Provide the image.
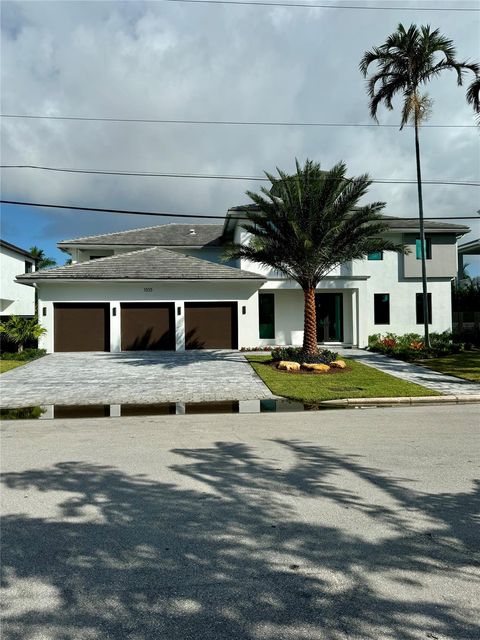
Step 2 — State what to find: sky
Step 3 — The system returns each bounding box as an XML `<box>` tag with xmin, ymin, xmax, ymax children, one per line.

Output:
<box><xmin>1</xmin><ymin>0</ymin><xmax>479</xmax><ymax>273</ymax></box>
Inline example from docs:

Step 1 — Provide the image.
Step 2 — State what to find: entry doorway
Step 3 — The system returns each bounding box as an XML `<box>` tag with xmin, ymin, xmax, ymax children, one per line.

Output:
<box><xmin>315</xmin><ymin>293</ymin><xmax>343</xmax><ymax>342</ymax></box>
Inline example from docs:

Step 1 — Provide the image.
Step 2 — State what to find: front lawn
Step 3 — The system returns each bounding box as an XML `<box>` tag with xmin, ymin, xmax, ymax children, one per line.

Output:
<box><xmin>248</xmin><ymin>356</ymin><xmax>439</xmax><ymax>402</ymax></box>
<box><xmin>418</xmin><ymin>351</ymin><xmax>480</xmax><ymax>382</ymax></box>
<box><xmin>0</xmin><ymin>361</ymin><xmax>25</xmax><ymax>374</ymax></box>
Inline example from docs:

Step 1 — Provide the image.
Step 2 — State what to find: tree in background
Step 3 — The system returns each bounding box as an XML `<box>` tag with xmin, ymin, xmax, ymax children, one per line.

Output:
<box><xmin>224</xmin><ymin>159</ymin><xmax>405</xmax><ymax>354</ymax></box>
<box><xmin>360</xmin><ymin>23</ymin><xmax>479</xmax><ymax>346</ymax></box>
<box><xmin>29</xmin><ymin>246</ymin><xmax>56</xmax><ymax>270</ymax></box>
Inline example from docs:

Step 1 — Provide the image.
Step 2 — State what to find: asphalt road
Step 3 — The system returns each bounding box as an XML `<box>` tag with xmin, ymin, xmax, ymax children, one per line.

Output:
<box><xmin>1</xmin><ymin>405</ymin><xmax>479</xmax><ymax>640</ymax></box>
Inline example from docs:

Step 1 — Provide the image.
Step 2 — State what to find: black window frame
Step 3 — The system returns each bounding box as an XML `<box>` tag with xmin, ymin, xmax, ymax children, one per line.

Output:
<box><xmin>259</xmin><ymin>293</ymin><xmax>275</xmax><ymax>340</ymax></box>
<box><xmin>24</xmin><ymin>260</ymin><xmax>33</xmax><ymax>273</ymax></box>
<box><xmin>415</xmin><ymin>238</ymin><xmax>432</xmax><ymax>260</ymax></box>
<box><xmin>374</xmin><ymin>293</ymin><xmax>390</xmax><ymax>325</ymax></box>
<box><xmin>416</xmin><ymin>293</ymin><xmax>432</xmax><ymax>325</ymax></box>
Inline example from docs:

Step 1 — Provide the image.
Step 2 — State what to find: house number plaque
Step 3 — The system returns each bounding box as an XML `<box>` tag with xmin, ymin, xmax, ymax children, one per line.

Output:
<box><xmin>144</xmin><ymin>287</ymin><xmax>153</xmax><ymax>292</ymax></box>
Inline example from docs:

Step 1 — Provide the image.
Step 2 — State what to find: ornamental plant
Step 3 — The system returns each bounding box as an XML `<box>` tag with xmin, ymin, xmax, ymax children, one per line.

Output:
<box><xmin>0</xmin><ymin>316</ymin><xmax>46</xmax><ymax>353</ymax></box>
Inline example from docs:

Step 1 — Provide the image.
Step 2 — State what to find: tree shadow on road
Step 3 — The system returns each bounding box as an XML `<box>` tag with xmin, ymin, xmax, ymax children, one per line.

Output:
<box><xmin>1</xmin><ymin>440</ymin><xmax>479</xmax><ymax>639</ymax></box>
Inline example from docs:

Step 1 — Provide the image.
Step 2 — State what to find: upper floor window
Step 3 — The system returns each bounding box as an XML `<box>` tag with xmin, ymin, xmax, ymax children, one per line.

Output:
<box><xmin>25</xmin><ymin>260</ymin><xmax>33</xmax><ymax>273</ymax></box>
<box><xmin>368</xmin><ymin>251</ymin><xmax>383</xmax><ymax>261</ymax></box>
<box><xmin>415</xmin><ymin>238</ymin><xmax>432</xmax><ymax>260</ymax></box>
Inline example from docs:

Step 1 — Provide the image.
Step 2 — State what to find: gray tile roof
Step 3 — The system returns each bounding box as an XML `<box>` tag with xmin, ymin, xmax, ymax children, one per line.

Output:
<box><xmin>59</xmin><ymin>223</ymin><xmax>225</xmax><ymax>247</ymax></box>
<box><xmin>228</xmin><ymin>207</ymin><xmax>470</xmax><ymax>232</ymax></box>
<box><xmin>17</xmin><ymin>247</ymin><xmax>265</xmax><ymax>282</ymax></box>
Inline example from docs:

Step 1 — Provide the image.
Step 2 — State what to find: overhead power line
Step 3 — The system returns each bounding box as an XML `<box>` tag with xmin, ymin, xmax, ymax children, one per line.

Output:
<box><xmin>1</xmin><ymin>200</ymin><xmax>478</xmax><ymax>221</ymax></box>
<box><xmin>159</xmin><ymin>0</ymin><xmax>480</xmax><ymax>12</ymax></box>
<box><xmin>0</xmin><ymin>113</ymin><xmax>476</xmax><ymax>129</ymax></box>
<box><xmin>2</xmin><ymin>165</ymin><xmax>479</xmax><ymax>187</ymax></box>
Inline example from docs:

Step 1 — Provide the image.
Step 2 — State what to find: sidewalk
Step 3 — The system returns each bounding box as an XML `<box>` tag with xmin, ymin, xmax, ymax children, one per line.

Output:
<box><xmin>337</xmin><ymin>348</ymin><xmax>480</xmax><ymax>396</ymax></box>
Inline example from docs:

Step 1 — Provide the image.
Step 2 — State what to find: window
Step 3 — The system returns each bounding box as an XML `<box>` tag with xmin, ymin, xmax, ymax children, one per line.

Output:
<box><xmin>259</xmin><ymin>293</ymin><xmax>275</xmax><ymax>339</ymax></box>
<box><xmin>415</xmin><ymin>238</ymin><xmax>432</xmax><ymax>260</ymax></box>
<box><xmin>374</xmin><ymin>294</ymin><xmax>390</xmax><ymax>324</ymax></box>
<box><xmin>25</xmin><ymin>261</ymin><xmax>33</xmax><ymax>273</ymax></box>
<box><xmin>368</xmin><ymin>251</ymin><xmax>383</xmax><ymax>261</ymax></box>
<box><xmin>416</xmin><ymin>293</ymin><xmax>432</xmax><ymax>324</ymax></box>
<box><xmin>89</xmin><ymin>255</ymin><xmax>108</xmax><ymax>260</ymax></box>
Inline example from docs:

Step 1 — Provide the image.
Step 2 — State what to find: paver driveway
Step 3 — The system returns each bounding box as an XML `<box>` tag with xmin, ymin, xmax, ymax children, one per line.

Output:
<box><xmin>0</xmin><ymin>351</ymin><xmax>273</xmax><ymax>407</ymax></box>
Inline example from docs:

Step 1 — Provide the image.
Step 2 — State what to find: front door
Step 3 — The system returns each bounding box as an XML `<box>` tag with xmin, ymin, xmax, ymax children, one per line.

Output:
<box><xmin>315</xmin><ymin>293</ymin><xmax>343</xmax><ymax>342</ymax></box>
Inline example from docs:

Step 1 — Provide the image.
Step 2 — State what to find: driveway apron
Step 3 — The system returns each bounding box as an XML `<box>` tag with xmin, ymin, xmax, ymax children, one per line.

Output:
<box><xmin>0</xmin><ymin>351</ymin><xmax>274</xmax><ymax>407</ymax></box>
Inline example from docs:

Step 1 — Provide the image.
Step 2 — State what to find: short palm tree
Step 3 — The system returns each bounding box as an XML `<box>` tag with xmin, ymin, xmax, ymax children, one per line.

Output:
<box><xmin>224</xmin><ymin>159</ymin><xmax>406</xmax><ymax>354</ymax></box>
<box><xmin>29</xmin><ymin>246</ymin><xmax>56</xmax><ymax>269</ymax></box>
<box><xmin>360</xmin><ymin>23</ymin><xmax>479</xmax><ymax>346</ymax></box>
<box><xmin>0</xmin><ymin>316</ymin><xmax>46</xmax><ymax>352</ymax></box>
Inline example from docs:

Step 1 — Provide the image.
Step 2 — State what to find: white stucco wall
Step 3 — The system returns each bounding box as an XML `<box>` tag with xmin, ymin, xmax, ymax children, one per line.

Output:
<box><xmin>0</xmin><ymin>246</ymin><xmax>35</xmax><ymax>316</ymax></box>
<box><xmin>36</xmin><ymin>280</ymin><xmax>261</xmax><ymax>352</ymax></box>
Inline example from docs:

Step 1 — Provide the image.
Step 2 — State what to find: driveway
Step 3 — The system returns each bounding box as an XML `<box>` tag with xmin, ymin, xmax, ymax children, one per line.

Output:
<box><xmin>1</xmin><ymin>405</ymin><xmax>479</xmax><ymax>640</ymax></box>
<box><xmin>0</xmin><ymin>351</ymin><xmax>273</xmax><ymax>407</ymax></box>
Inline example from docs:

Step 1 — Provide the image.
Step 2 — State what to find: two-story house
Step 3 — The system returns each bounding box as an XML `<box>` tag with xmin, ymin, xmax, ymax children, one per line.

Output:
<box><xmin>17</xmin><ymin>208</ymin><xmax>469</xmax><ymax>353</ymax></box>
<box><xmin>0</xmin><ymin>239</ymin><xmax>36</xmax><ymax>320</ymax></box>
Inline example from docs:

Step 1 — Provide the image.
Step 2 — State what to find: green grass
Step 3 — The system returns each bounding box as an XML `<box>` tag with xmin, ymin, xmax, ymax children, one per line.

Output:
<box><xmin>418</xmin><ymin>351</ymin><xmax>480</xmax><ymax>382</ymax></box>
<box><xmin>247</xmin><ymin>356</ymin><xmax>439</xmax><ymax>402</ymax></box>
<box><xmin>0</xmin><ymin>361</ymin><xmax>25</xmax><ymax>374</ymax></box>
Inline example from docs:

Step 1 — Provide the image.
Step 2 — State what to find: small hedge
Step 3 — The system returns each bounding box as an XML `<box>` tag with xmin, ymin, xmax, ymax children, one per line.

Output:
<box><xmin>271</xmin><ymin>346</ymin><xmax>338</xmax><ymax>365</ymax></box>
<box><xmin>0</xmin><ymin>348</ymin><xmax>46</xmax><ymax>362</ymax></box>
<box><xmin>368</xmin><ymin>332</ymin><xmax>465</xmax><ymax>361</ymax></box>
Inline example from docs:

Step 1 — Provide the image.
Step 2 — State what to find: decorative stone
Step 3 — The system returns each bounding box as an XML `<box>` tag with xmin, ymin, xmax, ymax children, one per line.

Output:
<box><xmin>330</xmin><ymin>360</ymin><xmax>347</xmax><ymax>369</ymax></box>
<box><xmin>301</xmin><ymin>363</ymin><xmax>331</xmax><ymax>373</ymax></box>
<box><xmin>277</xmin><ymin>361</ymin><xmax>301</xmax><ymax>371</ymax></box>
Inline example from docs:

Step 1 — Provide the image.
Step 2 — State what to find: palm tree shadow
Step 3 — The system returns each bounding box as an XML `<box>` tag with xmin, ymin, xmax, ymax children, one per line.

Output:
<box><xmin>1</xmin><ymin>441</ymin><xmax>479</xmax><ymax>639</ymax></box>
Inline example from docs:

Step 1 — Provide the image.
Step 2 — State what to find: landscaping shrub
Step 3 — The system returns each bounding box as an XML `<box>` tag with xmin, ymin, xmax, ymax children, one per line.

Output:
<box><xmin>0</xmin><ymin>348</ymin><xmax>46</xmax><ymax>362</ymax></box>
<box><xmin>271</xmin><ymin>346</ymin><xmax>338</xmax><ymax>365</ymax></box>
<box><xmin>368</xmin><ymin>332</ymin><xmax>464</xmax><ymax>360</ymax></box>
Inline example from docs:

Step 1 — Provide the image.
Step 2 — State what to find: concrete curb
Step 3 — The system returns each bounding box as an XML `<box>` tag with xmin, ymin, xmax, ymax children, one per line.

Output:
<box><xmin>320</xmin><ymin>395</ymin><xmax>480</xmax><ymax>406</ymax></box>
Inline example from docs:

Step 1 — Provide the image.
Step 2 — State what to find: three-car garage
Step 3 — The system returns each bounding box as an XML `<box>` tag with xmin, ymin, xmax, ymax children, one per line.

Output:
<box><xmin>53</xmin><ymin>301</ymin><xmax>238</xmax><ymax>352</ymax></box>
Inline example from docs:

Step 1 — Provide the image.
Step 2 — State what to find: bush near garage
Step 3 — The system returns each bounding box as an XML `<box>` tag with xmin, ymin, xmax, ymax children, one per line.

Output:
<box><xmin>368</xmin><ymin>332</ymin><xmax>465</xmax><ymax>361</ymax></box>
<box><xmin>271</xmin><ymin>346</ymin><xmax>339</xmax><ymax>365</ymax></box>
<box><xmin>0</xmin><ymin>348</ymin><xmax>46</xmax><ymax>362</ymax></box>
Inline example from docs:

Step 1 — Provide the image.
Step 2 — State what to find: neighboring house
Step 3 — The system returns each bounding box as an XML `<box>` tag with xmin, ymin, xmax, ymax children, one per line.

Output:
<box><xmin>458</xmin><ymin>237</ymin><xmax>480</xmax><ymax>280</ymax></box>
<box><xmin>0</xmin><ymin>239</ymin><xmax>36</xmax><ymax>320</ymax></box>
<box><xmin>17</xmin><ymin>209</ymin><xmax>469</xmax><ymax>353</ymax></box>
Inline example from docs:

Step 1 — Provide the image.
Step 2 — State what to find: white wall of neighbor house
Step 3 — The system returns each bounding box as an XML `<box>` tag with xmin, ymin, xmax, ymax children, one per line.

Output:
<box><xmin>36</xmin><ymin>280</ymin><xmax>261</xmax><ymax>352</ymax></box>
<box><xmin>0</xmin><ymin>246</ymin><xmax>35</xmax><ymax>316</ymax></box>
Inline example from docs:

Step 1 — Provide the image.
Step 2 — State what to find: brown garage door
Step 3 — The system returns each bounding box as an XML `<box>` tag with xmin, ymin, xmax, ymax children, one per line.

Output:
<box><xmin>121</xmin><ymin>303</ymin><xmax>175</xmax><ymax>351</ymax></box>
<box><xmin>54</xmin><ymin>303</ymin><xmax>110</xmax><ymax>352</ymax></box>
<box><xmin>185</xmin><ymin>302</ymin><xmax>238</xmax><ymax>349</ymax></box>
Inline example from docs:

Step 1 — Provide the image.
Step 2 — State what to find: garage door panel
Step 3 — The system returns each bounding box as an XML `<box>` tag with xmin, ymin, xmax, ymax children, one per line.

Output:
<box><xmin>185</xmin><ymin>303</ymin><xmax>237</xmax><ymax>349</ymax></box>
<box><xmin>121</xmin><ymin>303</ymin><xmax>175</xmax><ymax>351</ymax></box>
<box><xmin>54</xmin><ymin>304</ymin><xmax>110</xmax><ymax>352</ymax></box>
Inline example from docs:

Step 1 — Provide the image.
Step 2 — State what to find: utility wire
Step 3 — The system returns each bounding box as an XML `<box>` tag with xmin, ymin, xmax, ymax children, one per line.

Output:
<box><xmin>0</xmin><ymin>113</ymin><xmax>476</xmax><ymax>128</ymax></box>
<box><xmin>2</xmin><ymin>165</ymin><xmax>479</xmax><ymax>187</ymax></box>
<box><xmin>159</xmin><ymin>0</ymin><xmax>480</xmax><ymax>12</ymax></box>
<box><xmin>1</xmin><ymin>200</ymin><xmax>478</xmax><ymax>221</ymax></box>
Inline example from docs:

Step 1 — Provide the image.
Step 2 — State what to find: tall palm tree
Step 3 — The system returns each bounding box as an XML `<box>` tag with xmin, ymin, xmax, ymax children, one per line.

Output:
<box><xmin>467</xmin><ymin>76</ymin><xmax>480</xmax><ymax>123</ymax></box>
<box><xmin>29</xmin><ymin>246</ymin><xmax>56</xmax><ymax>270</ymax></box>
<box><xmin>224</xmin><ymin>159</ymin><xmax>405</xmax><ymax>354</ymax></box>
<box><xmin>360</xmin><ymin>23</ymin><xmax>479</xmax><ymax>346</ymax></box>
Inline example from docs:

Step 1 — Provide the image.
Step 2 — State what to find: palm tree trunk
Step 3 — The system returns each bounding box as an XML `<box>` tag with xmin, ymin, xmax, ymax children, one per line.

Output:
<box><xmin>303</xmin><ymin>287</ymin><xmax>318</xmax><ymax>354</ymax></box>
<box><xmin>414</xmin><ymin>112</ymin><xmax>430</xmax><ymax>348</ymax></box>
